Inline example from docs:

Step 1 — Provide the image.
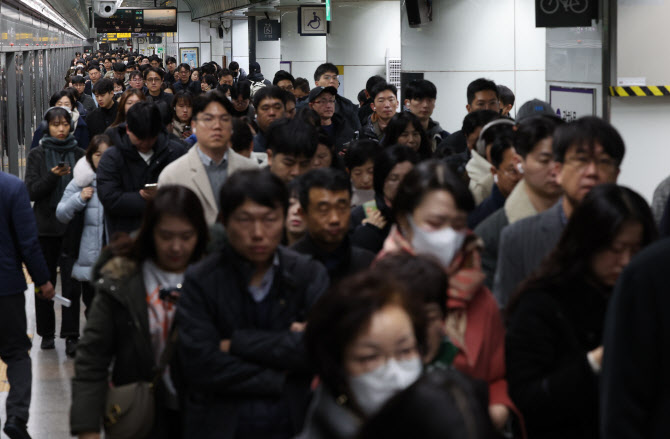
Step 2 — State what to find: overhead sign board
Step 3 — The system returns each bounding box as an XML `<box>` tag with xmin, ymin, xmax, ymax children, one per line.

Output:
<box><xmin>94</xmin><ymin>8</ymin><xmax>177</xmax><ymax>33</ymax></box>
<box><xmin>536</xmin><ymin>0</ymin><xmax>598</xmax><ymax>27</ymax></box>
<box><xmin>257</xmin><ymin>19</ymin><xmax>280</xmax><ymax>41</ymax></box>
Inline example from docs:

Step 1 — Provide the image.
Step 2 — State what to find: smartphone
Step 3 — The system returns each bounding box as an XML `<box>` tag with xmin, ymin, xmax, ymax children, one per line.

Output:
<box><xmin>58</xmin><ymin>161</ymin><xmax>65</xmax><ymax>167</ymax></box>
<box><xmin>363</xmin><ymin>200</ymin><xmax>379</xmax><ymax>218</ymax></box>
<box><xmin>144</xmin><ymin>183</ymin><xmax>158</xmax><ymax>190</ymax></box>
<box><xmin>184</xmin><ymin>125</ymin><xmax>191</xmax><ymax>132</ymax></box>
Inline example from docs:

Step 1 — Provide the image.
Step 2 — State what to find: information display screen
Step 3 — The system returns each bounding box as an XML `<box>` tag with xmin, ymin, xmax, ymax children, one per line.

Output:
<box><xmin>94</xmin><ymin>8</ymin><xmax>177</xmax><ymax>33</ymax></box>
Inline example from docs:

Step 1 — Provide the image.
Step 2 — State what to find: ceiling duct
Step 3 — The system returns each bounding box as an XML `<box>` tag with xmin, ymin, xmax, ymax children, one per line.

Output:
<box><xmin>44</xmin><ymin>0</ymin><xmax>90</xmax><ymax>37</ymax></box>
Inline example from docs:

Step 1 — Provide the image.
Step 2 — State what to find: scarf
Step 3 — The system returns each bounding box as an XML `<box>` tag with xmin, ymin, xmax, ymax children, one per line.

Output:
<box><xmin>39</xmin><ymin>133</ymin><xmax>79</xmax><ymax>207</ymax></box>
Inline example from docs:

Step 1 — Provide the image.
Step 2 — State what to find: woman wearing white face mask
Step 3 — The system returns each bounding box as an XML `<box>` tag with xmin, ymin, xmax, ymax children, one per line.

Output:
<box><xmin>377</xmin><ymin>160</ymin><xmax>523</xmax><ymax>436</ymax></box>
<box><xmin>298</xmin><ymin>272</ymin><xmax>426</xmax><ymax>439</ymax></box>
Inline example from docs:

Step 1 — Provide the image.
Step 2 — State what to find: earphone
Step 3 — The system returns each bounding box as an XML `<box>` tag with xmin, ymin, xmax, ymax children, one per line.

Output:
<box><xmin>39</xmin><ymin>106</ymin><xmax>75</xmax><ymax>135</ymax></box>
<box><xmin>475</xmin><ymin>118</ymin><xmax>515</xmax><ymax>157</ymax></box>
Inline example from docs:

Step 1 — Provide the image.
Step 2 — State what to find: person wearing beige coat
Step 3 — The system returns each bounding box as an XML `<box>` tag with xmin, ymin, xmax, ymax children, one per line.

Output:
<box><xmin>158</xmin><ymin>144</ymin><xmax>258</xmax><ymax>224</ymax></box>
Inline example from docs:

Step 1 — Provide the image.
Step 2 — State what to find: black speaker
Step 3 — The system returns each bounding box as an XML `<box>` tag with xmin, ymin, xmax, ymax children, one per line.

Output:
<box><xmin>218</xmin><ymin>26</ymin><xmax>224</xmax><ymax>38</ymax></box>
<box><xmin>406</xmin><ymin>0</ymin><xmax>421</xmax><ymax>26</ymax></box>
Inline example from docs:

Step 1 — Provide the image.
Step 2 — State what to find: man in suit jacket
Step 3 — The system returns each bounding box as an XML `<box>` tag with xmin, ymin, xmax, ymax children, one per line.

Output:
<box><xmin>493</xmin><ymin>116</ymin><xmax>626</xmax><ymax>309</ymax></box>
<box><xmin>158</xmin><ymin>91</ymin><xmax>258</xmax><ymax>224</ymax></box>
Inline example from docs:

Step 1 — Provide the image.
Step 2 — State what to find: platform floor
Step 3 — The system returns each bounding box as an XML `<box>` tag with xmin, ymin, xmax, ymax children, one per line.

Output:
<box><xmin>0</xmin><ymin>282</ymin><xmax>80</xmax><ymax>438</ymax></box>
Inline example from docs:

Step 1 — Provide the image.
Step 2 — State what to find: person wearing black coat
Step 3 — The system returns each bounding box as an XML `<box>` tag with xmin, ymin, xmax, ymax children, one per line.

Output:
<box><xmin>176</xmin><ymin>169</ymin><xmax>330</xmax><ymax>439</ymax></box>
<box><xmin>25</xmin><ymin>108</ymin><xmax>85</xmax><ymax>349</ymax></box>
<box><xmin>350</xmin><ymin>193</ymin><xmax>393</xmax><ymax>254</ymax></box>
<box><xmin>96</xmin><ymin>104</ymin><xmax>187</xmax><ymax>236</ymax></box>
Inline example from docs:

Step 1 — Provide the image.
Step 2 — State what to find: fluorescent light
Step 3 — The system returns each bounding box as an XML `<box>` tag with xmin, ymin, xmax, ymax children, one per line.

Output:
<box><xmin>17</xmin><ymin>0</ymin><xmax>87</xmax><ymax>40</ymax></box>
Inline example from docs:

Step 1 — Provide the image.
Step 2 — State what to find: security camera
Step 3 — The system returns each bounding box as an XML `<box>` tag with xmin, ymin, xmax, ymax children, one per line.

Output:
<box><xmin>95</xmin><ymin>0</ymin><xmax>118</xmax><ymax>18</ymax></box>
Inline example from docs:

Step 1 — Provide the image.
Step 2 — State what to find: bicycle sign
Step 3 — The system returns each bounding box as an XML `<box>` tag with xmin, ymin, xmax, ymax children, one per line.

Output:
<box><xmin>535</xmin><ymin>0</ymin><xmax>596</xmax><ymax>27</ymax></box>
<box><xmin>299</xmin><ymin>6</ymin><xmax>327</xmax><ymax>36</ymax></box>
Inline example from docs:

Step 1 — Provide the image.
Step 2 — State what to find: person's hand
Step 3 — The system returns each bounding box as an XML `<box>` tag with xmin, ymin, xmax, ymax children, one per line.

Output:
<box><xmin>139</xmin><ymin>188</ymin><xmax>156</xmax><ymax>201</ymax></box>
<box><xmin>37</xmin><ymin>281</ymin><xmax>56</xmax><ymax>300</ymax></box>
<box><xmin>220</xmin><ymin>339</ymin><xmax>231</xmax><ymax>353</ymax></box>
<box><xmin>182</xmin><ymin>130</ymin><xmax>192</xmax><ymax>139</ymax></box>
<box><xmin>78</xmin><ymin>433</ymin><xmax>101</xmax><ymax>439</ymax></box>
<box><xmin>589</xmin><ymin>345</ymin><xmax>604</xmax><ymax>368</ymax></box>
<box><xmin>488</xmin><ymin>403</ymin><xmax>510</xmax><ymax>431</ymax></box>
<box><xmin>361</xmin><ymin>210</ymin><xmax>387</xmax><ymax>230</ymax></box>
<box><xmin>51</xmin><ymin>165</ymin><xmax>71</xmax><ymax>176</ymax></box>
<box><xmin>80</xmin><ymin>186</ymin><xmax>94</xmax><ymax>201</ymax></box>
<box><xmin>290</xmin><ymin>322</ymin><xmax>306</xmax><ymax>333</ymax></box>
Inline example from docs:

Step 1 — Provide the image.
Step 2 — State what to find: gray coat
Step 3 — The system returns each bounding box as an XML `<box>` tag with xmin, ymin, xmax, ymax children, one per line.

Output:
<box><xmin>492</xmin><ymin>200</ymin><xmax>566</xmax><ymax>309</ymax></box>
<box><xmin>56</xmin><ymin>157</ymin><xmax>105</xmax><ymax>282</ymax></box>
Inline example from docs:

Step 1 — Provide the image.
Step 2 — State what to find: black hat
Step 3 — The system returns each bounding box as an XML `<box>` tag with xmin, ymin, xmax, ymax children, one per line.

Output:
<box><xmin>249</xmin><ymin>61</ymin><xmax>261</xmax><ymax>74</ymax></box>
<box><xmin>516</xmin><ymin>99</ymin><xmax>555</xmax><ymax>121</ymax></box>
<box><xmin>308</xmin><ymin>86</ymin><xmax>338</xmax><ymax>103</ymax></box>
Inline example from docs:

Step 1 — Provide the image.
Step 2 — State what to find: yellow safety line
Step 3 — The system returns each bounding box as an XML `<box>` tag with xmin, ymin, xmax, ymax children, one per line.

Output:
<box><xmin>630</xmin><ymin>86</ymin><xmax>646</xmax><ymax>97</ymax></box>
<box><xmin>615</xmin><ymin>86</ymin><xmax>629</xmax><ymax>97</ymax></box>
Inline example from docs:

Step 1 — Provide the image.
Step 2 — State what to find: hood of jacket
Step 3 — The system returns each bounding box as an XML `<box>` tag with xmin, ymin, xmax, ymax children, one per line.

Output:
<box><xmin>247</xmin><ymin>72</ymin><xmax>266</xmax><ymax>82</ymax></box>
<box><xmin>73</xmin><ymin>156</ymin><xmax>96</xmax><ymax>187</ymax></box>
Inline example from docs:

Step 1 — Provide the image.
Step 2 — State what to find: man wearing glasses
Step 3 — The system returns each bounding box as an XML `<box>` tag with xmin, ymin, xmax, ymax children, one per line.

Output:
<box><xmin>313</xmin><ymin>63</ymin><xmax>361</xmax><ymax>131</ymax></box>
<box><xmin>158</xmin><ymin>91</ymin><xmax>259</xmax><ymax>225</ymax></box>
<box><xmin>143</xmin><ymin>67</ymin><xmax>173</xmax><ymax>107</ymax></box>
<box><xmin>308</xmin><ymin>86</ymin><xmax>356</xmax><ymax>153</ymax></box>
<box><xmin>493</xmin><ymin>116</ymin><xmax>625</xmax><ymax>309</ymax></box>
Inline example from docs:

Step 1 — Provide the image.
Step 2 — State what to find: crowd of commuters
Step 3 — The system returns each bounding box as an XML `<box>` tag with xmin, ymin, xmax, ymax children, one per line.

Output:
<box><xmin>1</xmin><ymin>47</ymin><xmax>669</xmax><ymax>439</ymax></box>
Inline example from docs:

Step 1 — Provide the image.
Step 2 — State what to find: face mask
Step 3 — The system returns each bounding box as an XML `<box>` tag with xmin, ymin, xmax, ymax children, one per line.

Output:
<box><xmin>349</xmin><ymin>357</ymin><xmax>422</xmax><ymax>416</ymax></box>
<box><xmin>123</xmin><ymin>60</ymin><xmax>128</xmax><ymax>65</ymax></box>
<box><xmin>408</xmin><ymin>215</ymin><xmax>466</xmax><ymax>268</ymax></box>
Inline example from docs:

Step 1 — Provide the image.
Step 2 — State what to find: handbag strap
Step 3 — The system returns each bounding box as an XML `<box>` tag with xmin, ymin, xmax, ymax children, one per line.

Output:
<box><xmin>151</xmin><ymin>324</ymin><xmax>178</xmax><ymax>388</ymax></box>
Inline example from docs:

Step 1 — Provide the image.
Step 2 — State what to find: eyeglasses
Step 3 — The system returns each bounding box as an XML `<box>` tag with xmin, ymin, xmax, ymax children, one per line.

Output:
<box><xmin>146</xmin><ymin>77</ymin><xmax>161</xmax><ymax>83</ymax></box>
<box><xmin>314</xmin><ymin>99</ymin><xmax>336</xmax><ymax>105</ymax></box>
<box><xmin>565</xmin><ymin>154</ymin><xmax>617</xmax><ymax>172</ymax></box>
<box><xmin>196</xmin><ymin>114</ymin><xmax>232</xmax><ymax>126</ymax></box>
<box><xmin>320</xmin><ymin>75</ymin><xmax>338</xmax><ymax>81</ymax></box>
<box><xmin>500</xmin><ymin>167</ymin><xmax>522</xmax><ymax>178</ymax></box>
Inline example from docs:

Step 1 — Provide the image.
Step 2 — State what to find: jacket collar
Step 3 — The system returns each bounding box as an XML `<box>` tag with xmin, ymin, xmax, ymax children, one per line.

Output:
<box><xmin>187</xmin><ymin>144</ymin><xmax>218</xmax><ymax>211</ymax></box>
<box><xmin>504</xmin><ymin>179</ymin><xmax>538</xmax><ymax>224</ymax></box>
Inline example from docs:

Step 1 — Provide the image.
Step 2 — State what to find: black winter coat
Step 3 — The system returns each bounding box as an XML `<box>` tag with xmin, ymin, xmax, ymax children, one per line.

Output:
<box><xmin>506</xmin><ymin>279</ymin><xmax>610</xmax><ymax>439</ymax></box>
<box><xmin>96</xmin><ymin>124</ymin><xmax>187</xmax><ymax>236</ymax></box>
<box><xmin>25</xmin><ymin>145</ymin><xmax>85</xmax><ymax>236</ymax></box>
<box><xmin>86</xmin><ymin>102</ymin><xmax>119</xmax><ymax>137</ymax></box>
<box><xmin>350</xmin><ymin>194</ymin><xmax>393</xmax><ymax>253</ymax></box>
<box><xmin>329</xmin><ymin>112</ymin><xmax>357</xmax><ymax>153</ymax></box>
<box><xmin>70</xmin><ymin>252</ymin><xmax>176</xmax><ymax>437</ymax></box>
<box><xmin>176</xmin><ymin>244</ymin><xmax>330</xmax><ymax>439</ymax></box>
<box><xmin>291</xmin><ymin>234</ymin><xmax>374</xmax><ymax>283</ymax></box>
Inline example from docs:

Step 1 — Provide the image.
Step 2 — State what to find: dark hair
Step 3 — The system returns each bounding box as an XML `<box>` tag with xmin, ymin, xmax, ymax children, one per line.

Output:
<box><xmin>514</xmin><ymin>115</ymin><xmax>564</xmax><ymax>158</ymax></box>
<box><xmin>357</xmin><ymin>369</ymin><xmax>494</xmax><ymax>439</ymax></box>
<box><xmin>87</xmin><ymin>63</ymin><xmax>100</xmax><ymax>73</ymax></box>
<box><xmin>92</xmin><ymin>78</ymin><xmax>114</xmax><ymax>95</ymax></box>
<box><xmin>371</xmin><ymin>81</ymin><xmax>398</xmax><ymax>100</ymax></box>
<box><xmin>314</xmin><ymin>63</ymin><xmax>339</xmax><ymax>82</ymax></box>
<box><xmin>231</xmin><ymin>80</ymin><xmax>251</xmax><ymax>100</ymax></box>
<box><xmin>273</xmin><ymin>70</ymin><xmax>295</xmax><ymax>86</ymax></box>
<box><xmin>138</xmin><ymin>64</ymin><xmax>150</xmax><ymax>75</ymax></box>
<box><xmin>112</xmin><ymin>62</ymin><xmax>126</xmax><ymax>73</ymax></box>
<box><xmin>113</xmin><ymin>78</ymin><xmax>125</xmax><ymax>92</ymax></box>
<box><xmin>166</xmin><ymin>56</ymin><xmax>177</xmax><ymax>65</ymax></box>
<box><xmin>201</xmin><ymin>62</ymin><xmax>216</xmax><ymax>76</ymax></box>
<box><xmin>365</xmin><ymin>75</ymin><xmax>386</xmax><ymax>95</ymax></box>
<box><xmin>466</xmin><ymin>78</ymin><xmax>498</xmax><ymax>105</ymax></box>
<box><xmin>461</xmin><ymin>110</ymin><xmax>500</xmax><ymax>137</ymax></box>
<box><xmin>373</xmin><ymin>145</ymin><xmax>420</xmax><ymax>196</ymax></box>
<box><xmin>49</xmin><ymin>90</ymin><xmax>75</xmax><ymax>109</ymax></box>
<box><xmin>192</xmin><ymin>90</ymin><xmax>235</xmax><ymax>120</ymax></box>
<box><xmin>509</xmin><ymin>184</ymin><xmax>657</xmax><ymax>316</ymax></box>
<box><xmin>231</xmin><ymin>117</ymin><xmax>255</xmax><ymax>154</ymax></box>
<box><xmin>489</xmin><ymin>133</ymin><xmax>515</xmax><ymax>169</ymax></box>
<box><xmin>553</xmin><ymin>116</ymin><xmax>626</xmax><ymax>166</ymax></box>
<box><xmin>171</xmin><ymin>90</ymin><xmax>193</xmax><ymax>110</ymax></box>
<box><xmin>294</xmin><ymin>77</ymin><xmax>311</xmax><ymax>94</ymax></box>
<box><xmin>126</xmin><ymin>101</ymin><xmax>162</xmax><ymax>139</ymax></box>
<box><xmin>394</xmin><ymin>160</ymin><xmax>476</xmax><ymax>222</ymax></box>
<box><xmin>266</xmin><ymin>118</ymin><xmax>318</xmax><ymax>158</ymax></box>
<box><xmin>111</xmin><ymin>88</ymin><xmax>146</xmax><ymax>127</ymax></box>
<box><xmin>382</xmin><ymin>112</ymin><xmax>432</xmax><ymax>160</ymax></box>
<box><xmin>228</xmin><ymin>61</ymin><xmax>239</xmax><ymax>71</ymax></box>
<box><xmin>71</xmin><ymin>75</ymin><xmax>86</xmax><ymax>85</ymax></box>
<box><xmin>86</xmin><ymin>134</ymin><xmax>111</xmax><ymax>170</ymax></box>
<box><xmin>45</xmin><ymin>107</ymin><xmax>72</xmax><ymax>132</ymax></box>
<box><xmin>104</xmin><ymin>56</ymin><xmax>112</xmax><ymax>63</ymax></box>
<box><xmin>128</xmin><ymin>70</ymin><xmax>143</xmax><ymax>81</ymax></box>
<box><xmin>497</xmin><ymin>84</ymin><xmax>515</xmax><ymax>108</ymax></box>
<box><xmin>305</xmin><ymin>271</ymin><xmax>426</xmax><ymax>416</ymax></box>
<box><xmin>404</xmin><ymin>79</ymin><xmax>437</xmax><ymax>101</ymax></box>
<box><xmin>130</xmin><ymin>186</ymin><xmax>208</xmax><ymax>263</ymax></box>
<box><xmin>218</xmin><ymin>68</ymin><xmax>233</xmax><ymax>80</ymax></box>
<box><xmin>298</xmin><ymin>168</ymin><xmax>351</xmax><ymax>211</ymax></box>
<box><xmin>344</xmin><ymin>139</ymin><xmax>380</xmax><ymax>170</ymax></box>
<box><xmin>143</xmin><ymin>67</ymin><xmax>165</xmax><ymax>80</ymax></box>
<box><xmin>219</xmin><ymin>169</ymin><xmax>289</xmax><ymax>223</ymax></box>
<box><xmin>177</xmin><ymin>63</ymin><xmax>191</xmax><ymax>72</ymax></box>
<box><xmin>357</xmin><ymin>89</ymin><xmax>367</xmax><ymax>105</ymax></box>
<box><xmin>478</xmin><ymin>121</ymin><xmax>515</xmax><ymax>158</ymax></box>
<box><xmin>373</xmin><ymin>253</ymin><xmax>448</xmax><ymax>317</ymax></box>
<box><xmin>253</xmin><ymin>85</ymin><xmax>287</xmax><ymax>109</ymax></box>
<box><xmin>202</xmin><ymin>74</ymin><xmax>218</xmax><ymax>89</ymax></box>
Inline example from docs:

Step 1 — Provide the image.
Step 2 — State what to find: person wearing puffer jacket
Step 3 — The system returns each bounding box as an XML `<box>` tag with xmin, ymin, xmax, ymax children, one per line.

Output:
<box><xmin>56</xmin><ymin>134</ymin><xmax>110</xmax><ymax>358</ymax></box>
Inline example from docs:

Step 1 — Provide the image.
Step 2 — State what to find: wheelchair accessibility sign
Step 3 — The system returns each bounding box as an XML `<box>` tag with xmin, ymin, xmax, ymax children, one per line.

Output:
<box><xmin>299</xmin><ymin>6</ymin><xmax>327</xmax><ymax>36</ymax></box>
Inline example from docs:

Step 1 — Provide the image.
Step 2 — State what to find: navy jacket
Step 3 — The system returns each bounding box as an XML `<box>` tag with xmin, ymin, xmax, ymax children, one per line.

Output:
<box><xmin>96</xmin><ymin>124</ymin><xmax>187</xmax><ymax>236</ymax></box>
<box><xmin>0</xmin><ymin>172</ymin><xmax>50</xmax><ymax>295</ymax></box>
<box><xmin>468</xmin><ymin>183</ymin><xmax>505</xmax><ymax>229</ymax></box>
